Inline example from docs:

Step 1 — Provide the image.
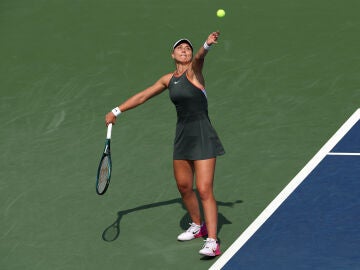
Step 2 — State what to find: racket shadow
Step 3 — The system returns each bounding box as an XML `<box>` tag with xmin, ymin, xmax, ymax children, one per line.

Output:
<box><xmin>102</xmin><ymin>197</ymin><xmax>243</xmax><ymax>242</ymax></box>
<box><xmin>102</xmin><ymin>198</ymin><xmax>182</xmax><ymax>242</ymax></box>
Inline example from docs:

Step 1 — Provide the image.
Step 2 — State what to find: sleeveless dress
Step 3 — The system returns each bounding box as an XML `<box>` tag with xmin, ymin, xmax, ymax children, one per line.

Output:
<box><xmin>168</xmin><ymin>72</ymin><xmax>225</xmax><ymax>160</ymax></box>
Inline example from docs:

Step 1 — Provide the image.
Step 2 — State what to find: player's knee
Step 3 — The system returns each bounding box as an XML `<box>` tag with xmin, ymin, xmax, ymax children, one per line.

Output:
<box><xmin>197</xmin><ymin>186</ymin><xmax>213</xmax><ymax>201</ymax></box>
<box><xmin>176</xmin><ymin>181</ymin><xmax>193</xmax><ymax>195</ymax></box>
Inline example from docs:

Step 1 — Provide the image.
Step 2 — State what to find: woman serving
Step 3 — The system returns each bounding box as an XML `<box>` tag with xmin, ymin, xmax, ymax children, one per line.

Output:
<box><xmin>105</xmin><ymin>31</ymin><xmax>225</xmax><ymax>257</ymax></box>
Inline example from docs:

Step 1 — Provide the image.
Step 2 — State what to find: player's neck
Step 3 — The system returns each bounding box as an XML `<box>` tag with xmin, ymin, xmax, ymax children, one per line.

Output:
<box><xmin>174</xmin><ymin>63</ymin><xmax>190</xmax><ymax>76</ymax></box>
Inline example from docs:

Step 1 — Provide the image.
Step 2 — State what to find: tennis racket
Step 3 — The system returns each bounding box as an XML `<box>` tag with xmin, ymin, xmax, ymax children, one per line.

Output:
<box><xmin>96</xmin><ymin>123</ymin><xmax>113</xmax><ymax>195</ymax></box>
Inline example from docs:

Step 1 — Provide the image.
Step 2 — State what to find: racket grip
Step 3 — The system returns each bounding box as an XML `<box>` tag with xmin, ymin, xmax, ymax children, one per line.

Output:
<box><xmin>106</xmin><ymin>123</ymin><xmax>113</xmax><ymax>139</ymax></box>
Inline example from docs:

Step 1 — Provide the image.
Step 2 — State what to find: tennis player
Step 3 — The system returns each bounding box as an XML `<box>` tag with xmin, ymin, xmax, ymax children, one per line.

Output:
<box><xmin>105</xmin><ymin>31</ymin><xmax>225</xmax><ymax>257</ymax></box>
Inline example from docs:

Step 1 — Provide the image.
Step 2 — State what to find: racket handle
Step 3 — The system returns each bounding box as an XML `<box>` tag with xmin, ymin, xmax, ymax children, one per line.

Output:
<box><xmin>106</xmin><ymin>123</ymin><xmax>113</xmax><ymax>139</ymax></box>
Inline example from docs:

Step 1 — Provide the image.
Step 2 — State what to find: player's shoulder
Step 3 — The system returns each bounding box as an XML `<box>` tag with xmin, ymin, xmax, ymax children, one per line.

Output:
<box><xmin>161</xmin><ymin>72</ymin><xmax>174</xmax><ymax>80</ymax></box>
<box><xmin>159</xmin><ymin>72</ymin><xmax>174</xmax><ymax>87</ymax></box>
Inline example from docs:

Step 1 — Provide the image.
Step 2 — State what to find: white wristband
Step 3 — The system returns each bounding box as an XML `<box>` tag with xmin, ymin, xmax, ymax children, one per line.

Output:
<box><xmin>111</xmin><ymin>107</ymin><xmax>122</xmax><ymax>117</ymax></box>
<box><xmin>203</xmin><ymin>42</ymin><xmax>211</xmax><ymax>50</ymax></box>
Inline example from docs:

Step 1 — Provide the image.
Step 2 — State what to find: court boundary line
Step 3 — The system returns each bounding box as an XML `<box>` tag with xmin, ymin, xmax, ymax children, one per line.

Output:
<box><xmin>328</xmin><ymin>152</ymin><xmax>360</xmax><ymax>156</ymax></box>
<box><xmin>210</xmin><ymin>108</ymin><xmax>360</xmax><ymax>270</ymax></box>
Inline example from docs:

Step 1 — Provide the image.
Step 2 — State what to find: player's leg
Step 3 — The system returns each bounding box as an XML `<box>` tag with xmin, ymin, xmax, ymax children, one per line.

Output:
<box><xmin>174</xmin><ymin>159</ymin><xmax>208</xmax><ymax>241</ymax></box>
<box><xmin>194</xmin><ymin>158</ymin><xmax>221</xmax><ymax>256</ymax></box>
<box><xmin>193</xmin><ymin>158</ymin><xmax>217</xmax><ymax>239</ymax></box>
<box><xmin>173</xmin><ymin>159</ymin><xmax>201</xmax><ymax>225</ymax></box>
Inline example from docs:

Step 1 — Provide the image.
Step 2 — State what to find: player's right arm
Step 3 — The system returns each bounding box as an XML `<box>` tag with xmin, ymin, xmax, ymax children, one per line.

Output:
<box><xmin>105</xmin><ymin>73</ymin><xmax>172</xmax><ymax>125</ymax></box>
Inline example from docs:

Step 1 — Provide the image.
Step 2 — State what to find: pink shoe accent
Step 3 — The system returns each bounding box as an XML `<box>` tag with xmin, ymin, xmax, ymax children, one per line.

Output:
<box><xmin>194</xmin><ymin>223</ymin><xmax>208</xmax><ymax>238</ymax></box>
<box><xmin>214</xmin><ymin>243</ymin><xmax>221</xmax><ymax>256</ymax></box>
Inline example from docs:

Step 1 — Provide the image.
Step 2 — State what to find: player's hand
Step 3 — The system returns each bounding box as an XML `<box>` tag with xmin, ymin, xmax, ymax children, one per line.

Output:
<box><xmin>206</xmin><ymin>31</ymin><xmax>220</xmax><ymax>46</ymax></box>
<box><xmin>105</xmin><ymin>112</ymin><xmax>116</xmax><ymax>126</ymax></box>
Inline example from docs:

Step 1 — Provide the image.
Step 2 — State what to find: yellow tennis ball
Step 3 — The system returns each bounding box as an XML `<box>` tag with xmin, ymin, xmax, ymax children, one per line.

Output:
<box><xmin>217</xmin><ymin>9</ymin><xmax>226</xmax><ymax>18</ymax></box>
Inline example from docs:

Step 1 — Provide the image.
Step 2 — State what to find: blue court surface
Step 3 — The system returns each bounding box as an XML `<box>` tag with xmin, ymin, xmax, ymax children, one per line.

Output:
<box><xmin>210</xmin><ymin>109</ymin><xmax>360</xmax><ymax>270</ymax></box>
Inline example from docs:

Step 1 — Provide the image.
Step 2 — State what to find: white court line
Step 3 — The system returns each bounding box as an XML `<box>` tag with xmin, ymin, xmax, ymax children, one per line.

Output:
<box><xmin>328</xmin><ymin>152</ymin><xmax>360</xmax><ymax>156</ymax></box>
<box><xmin>209</xmin><ymin>108</ymin><xmax>360</xmax><ymax>270</ymax></box>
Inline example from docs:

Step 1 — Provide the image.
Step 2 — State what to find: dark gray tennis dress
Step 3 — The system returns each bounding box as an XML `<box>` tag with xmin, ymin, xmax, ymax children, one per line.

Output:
<box><xmin>168</xmin><ymin>72</ymin><xmax>225</xmax><ymax>160</ymax></box>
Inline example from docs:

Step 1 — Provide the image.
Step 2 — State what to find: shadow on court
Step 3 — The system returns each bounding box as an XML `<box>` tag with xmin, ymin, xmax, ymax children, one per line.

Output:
<box><xmin>102</xmin><ymin>198</ymin><xmax>243</xmax><ymax>242</ymax></box>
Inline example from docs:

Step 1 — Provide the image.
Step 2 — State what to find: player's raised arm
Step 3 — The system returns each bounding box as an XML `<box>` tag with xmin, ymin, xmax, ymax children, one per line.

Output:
<box><xmin>192</xmin><ymin>31</ymin><xmax>220</xmax><ymax>72</ymax></box>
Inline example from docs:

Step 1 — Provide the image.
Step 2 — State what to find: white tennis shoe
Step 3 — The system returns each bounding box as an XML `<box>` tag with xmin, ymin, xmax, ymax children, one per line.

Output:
<box><xmin>177</xmin><ymin>222</ymin><xmax>208</xmax><ymax>241</ymax></box>
<box><xmin>199</xmin><ymin>238</ymin><xmax>221</xmax><ymax>257</ymax></box>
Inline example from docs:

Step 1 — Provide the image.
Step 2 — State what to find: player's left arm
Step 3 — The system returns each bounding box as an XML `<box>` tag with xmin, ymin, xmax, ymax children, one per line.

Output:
<box><xmin>189</xmin><ymin>31</ymin><xmax>220</xmax><ymax>88</ymax></box>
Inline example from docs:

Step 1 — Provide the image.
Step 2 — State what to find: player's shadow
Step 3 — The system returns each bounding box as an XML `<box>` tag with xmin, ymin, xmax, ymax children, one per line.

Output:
<box><xmin>102</xmin><ymin>197</ymin><xmax>242</xmax><ymax>242</ymax></box>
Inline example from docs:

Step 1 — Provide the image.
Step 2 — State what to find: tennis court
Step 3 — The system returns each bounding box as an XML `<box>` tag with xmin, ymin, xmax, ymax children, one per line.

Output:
<box><xmin>1</xmin><ymin>0</ymin><xmax>359</xmax><ymax>269</ymax></box>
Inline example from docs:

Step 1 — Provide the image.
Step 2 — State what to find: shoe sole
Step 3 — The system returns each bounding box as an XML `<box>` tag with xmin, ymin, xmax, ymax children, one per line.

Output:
<box><xmin>177</xmin><ymin>230</ymin><xmax>208</xmax><ymax>241</ymax></box>
<box><xmin>199</xmin><ymin>250</ymin><xmax>221</xmax><ymax>257</ymax></box>
<box><xmin>177</xmin><ymin>234</ymin><xmax>207</xmax><ymax>241</ymax></box>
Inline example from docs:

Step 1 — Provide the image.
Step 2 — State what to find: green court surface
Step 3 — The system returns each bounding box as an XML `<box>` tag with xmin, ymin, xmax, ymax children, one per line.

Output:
<box><xmin>0</xmin><ymin>0</ymin><xmax>359</xmax><ymax>269</ymax></box>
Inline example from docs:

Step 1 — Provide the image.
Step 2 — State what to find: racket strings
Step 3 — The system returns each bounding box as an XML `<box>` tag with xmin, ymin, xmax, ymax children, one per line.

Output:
<box><xmin>97</xmin><ymin>156</ymin><xmax>110</xmax><ymax>193</ymax></box>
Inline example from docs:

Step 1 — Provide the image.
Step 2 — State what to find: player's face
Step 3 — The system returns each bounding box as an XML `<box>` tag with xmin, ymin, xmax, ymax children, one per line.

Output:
<box><xmin>172</xmin><ymin>43</ymin><xmax>193</xmax><ymax>63</ymax></box>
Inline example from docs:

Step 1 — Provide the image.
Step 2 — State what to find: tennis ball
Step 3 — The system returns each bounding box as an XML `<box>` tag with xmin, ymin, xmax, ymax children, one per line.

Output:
<box><xmin>216</xmin><ymin>9</ymin><xmax>226</xmax><ymax>18</ymax></box>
